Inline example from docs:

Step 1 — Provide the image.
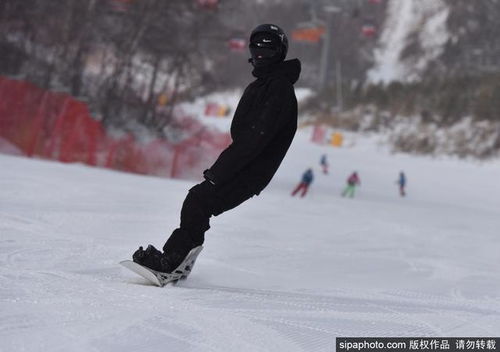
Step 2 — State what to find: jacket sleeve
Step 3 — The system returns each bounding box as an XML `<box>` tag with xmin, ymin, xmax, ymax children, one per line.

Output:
<box><xmin>205</xmin><ymin>79</ymin><xmax>294</xmax><ymax>186</ymax></box>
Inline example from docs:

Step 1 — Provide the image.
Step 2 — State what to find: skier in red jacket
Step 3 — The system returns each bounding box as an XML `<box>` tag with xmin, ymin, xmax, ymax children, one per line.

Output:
<box><xmin>342</xmin><ymin>171</ymin><xmax>360</xmax><ymax>198</ymax></box>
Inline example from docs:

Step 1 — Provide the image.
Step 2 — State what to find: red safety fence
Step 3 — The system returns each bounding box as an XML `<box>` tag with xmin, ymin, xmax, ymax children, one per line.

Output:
<box><xmin>311</xmin><ymin>124</ymin><xmax>327</xmax><ymax>144</ymax></box>
<box><xmin>0</xmin><ymin>76</ymin><xmax>231</xmax><ymax>179</ymax></box>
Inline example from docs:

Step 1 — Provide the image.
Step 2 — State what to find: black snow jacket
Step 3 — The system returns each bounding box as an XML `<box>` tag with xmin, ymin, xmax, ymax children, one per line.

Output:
<box><xmin>205</xmin><ymin>58</ymin><xmax>301</xmax><ymax>194</ymax></box>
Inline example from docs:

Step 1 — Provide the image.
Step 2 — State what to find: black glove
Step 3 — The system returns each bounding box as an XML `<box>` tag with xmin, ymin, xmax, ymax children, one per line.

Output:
<box><xmin>203</xmin><ymin>169</ymin><xmax>217</xmax><ymax>186</ymax></box>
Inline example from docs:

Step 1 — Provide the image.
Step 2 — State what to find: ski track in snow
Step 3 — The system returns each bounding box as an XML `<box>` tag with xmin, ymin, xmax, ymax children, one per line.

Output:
<box><xmin>1</xmin><ymin>130</ymin><xmax>500</xmax><ymax>351</ymax></box>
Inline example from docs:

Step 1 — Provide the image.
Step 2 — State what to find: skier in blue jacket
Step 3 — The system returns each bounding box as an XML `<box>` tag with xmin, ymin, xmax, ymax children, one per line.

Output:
<box><xmin>291</xmin><ymin>168</ymin><xmax>314</xmax><ymax>197</ymax></box>
<box><xmin>320</xmin><ymin>154</ymin><xmax>329</xmax><ymax>174</ymax></box>
<box><xmin>398</xmin><ymin>171</ymin><xmax>406</xmax><ymax>197</ymax></box>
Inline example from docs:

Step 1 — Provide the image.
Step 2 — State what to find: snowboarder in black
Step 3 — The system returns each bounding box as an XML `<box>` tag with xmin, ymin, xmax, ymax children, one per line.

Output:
<box><xmin>132</xmin><ymin>24</ymin><xmax>301</xmax><ymax>273</ymax></box>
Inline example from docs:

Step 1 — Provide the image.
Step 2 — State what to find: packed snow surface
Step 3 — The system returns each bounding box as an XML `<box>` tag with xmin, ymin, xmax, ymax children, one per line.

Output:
<box><xmin>1</xmin><ymin>129</ymin><xmax>500</xmax><ymax>352</ymax></box>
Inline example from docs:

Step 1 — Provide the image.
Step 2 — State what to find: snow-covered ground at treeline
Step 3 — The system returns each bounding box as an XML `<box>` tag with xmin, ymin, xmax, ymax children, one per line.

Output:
<box><xmin>1</xmin><ymin>129</ymin><xmax>500</xmax><ymax>352</ymax></box>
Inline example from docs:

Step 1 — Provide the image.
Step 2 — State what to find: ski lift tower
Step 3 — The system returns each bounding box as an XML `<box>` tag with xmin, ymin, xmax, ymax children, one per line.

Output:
<box><xmin>318</xmin><ymin>5</ymin><xmax>341</xmax><ymax>93</ymax></box>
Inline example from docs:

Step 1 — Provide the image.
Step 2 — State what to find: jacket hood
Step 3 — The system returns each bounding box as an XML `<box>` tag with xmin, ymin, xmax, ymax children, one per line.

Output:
<box><xmin>252</xmin><ymin>58</ymin><xmax>301</xmax><ymax>84</ymax></box>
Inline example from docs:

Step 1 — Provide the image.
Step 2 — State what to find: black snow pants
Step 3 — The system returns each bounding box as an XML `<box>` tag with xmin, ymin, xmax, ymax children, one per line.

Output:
<box><xmin>162</xmin><ymin>179</ymin><xmax>255</xmax><ymax>256</ymax></box>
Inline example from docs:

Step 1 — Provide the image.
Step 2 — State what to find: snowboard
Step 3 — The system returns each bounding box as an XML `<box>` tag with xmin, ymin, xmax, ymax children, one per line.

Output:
<box><xmin>120</xmin><ymin>246</ymin><xmax>203</xmax><ymax>287</ymax></box>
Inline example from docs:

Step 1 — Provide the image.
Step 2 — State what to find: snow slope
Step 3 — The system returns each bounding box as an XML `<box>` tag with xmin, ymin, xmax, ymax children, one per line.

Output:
<box><xmin>1</xmin><ymin>130</ymin><xmax>500</xmax><ymax>352</ymax></box>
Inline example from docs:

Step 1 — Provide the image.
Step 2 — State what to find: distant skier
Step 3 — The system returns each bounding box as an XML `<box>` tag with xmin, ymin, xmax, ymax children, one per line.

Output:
<box><xmin>342</xmin><ymin>171</ymin><xmax>360</xmax><ymax>198</ymax></box>
<box><xmin>320</xmin><ymin>154</ymin><xmax>329</xmax><ymax>174</ymax></box>
<box><xmin>291</xmin><ymin>168</ymin><xmax>314</xmax><ymax>198</ymax></box>
<box><xmin>397</xmin><ymin>171</ymin><xmax>406</xmax><ymax>197</ymax></box>
<box><xmin>131</xmin><ymin>24</ymin><xmax>301</xmax><ymax>274</ymax></box>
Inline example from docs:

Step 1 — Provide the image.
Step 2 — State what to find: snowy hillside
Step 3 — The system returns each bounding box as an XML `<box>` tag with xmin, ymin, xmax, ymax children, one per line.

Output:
<box><xmin>1</xmin><ymin>129</ymin><xmax>500</xmax><ymax>352</ymax></box>
<box><xmin>368</xmin><ymin>0</ymin><xmax>450</xmax><ymax>83</ymax></box>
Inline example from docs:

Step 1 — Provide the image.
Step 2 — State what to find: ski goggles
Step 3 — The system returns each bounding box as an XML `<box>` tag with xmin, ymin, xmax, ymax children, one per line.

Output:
<box><xmin>249</xmin><ymin>43</ymin><xmax>279</xmax><ymax>59</ymax></box>
<box><xmin>249</xmin><ymin>33</ymin><xmax>281</xmax><ymax>59</ymax></box>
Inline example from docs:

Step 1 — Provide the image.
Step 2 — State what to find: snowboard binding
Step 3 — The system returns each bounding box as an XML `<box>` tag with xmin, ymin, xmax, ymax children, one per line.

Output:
<box><xmin>121</xmin><ymin>246</ymin><xmax>203</xmax><ymax>287</ymax></box>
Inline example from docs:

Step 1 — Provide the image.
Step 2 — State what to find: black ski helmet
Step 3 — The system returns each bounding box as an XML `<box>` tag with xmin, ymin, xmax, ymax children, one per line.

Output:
<box><xmin>249</xmin><ymin>24</ymin><xmax>288</xmax><ymax>67</ymax></box>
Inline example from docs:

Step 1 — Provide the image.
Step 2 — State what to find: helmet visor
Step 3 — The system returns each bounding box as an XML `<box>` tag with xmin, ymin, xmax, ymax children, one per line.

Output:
<box><xmin>249</xmin><ymin>43</ymin><xmax>279</xmax><ymax>59</ymax></box>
